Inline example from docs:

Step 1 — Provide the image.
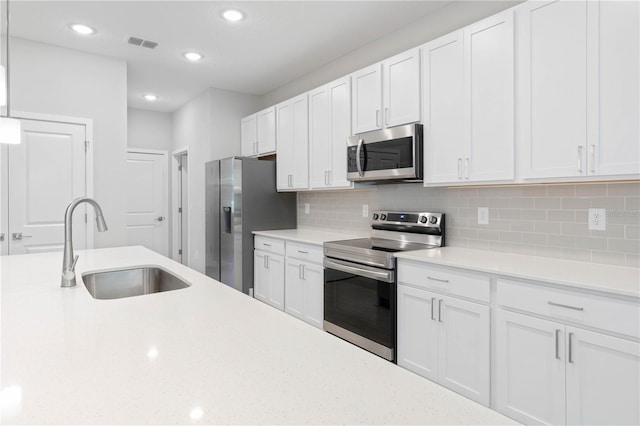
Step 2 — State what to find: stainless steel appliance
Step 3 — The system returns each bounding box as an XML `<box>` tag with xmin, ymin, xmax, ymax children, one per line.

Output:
<box><xmin>323</xmin><ymin>211</ymin><xmax>445</xmax><ymax>362</ymax></box>
<box><xmin>347</xmin><ymin>123</ymin><xmax>423</xmax><ymax>182</ymax></box>
<box><xmin>205</xmin><ymin>157</ymin><xmax>296</xmax><ymax>295</ymax></box>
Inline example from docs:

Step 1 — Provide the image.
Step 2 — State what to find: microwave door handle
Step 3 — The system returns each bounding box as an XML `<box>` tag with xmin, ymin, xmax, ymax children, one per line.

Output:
<box><xmin>356</xmin><ymin>138</ymin><xmax>365</xmax><ymax>177</ymax></box>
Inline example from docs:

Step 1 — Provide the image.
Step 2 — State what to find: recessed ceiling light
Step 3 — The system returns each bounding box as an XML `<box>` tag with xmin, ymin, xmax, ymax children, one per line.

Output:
<box><xmin>70</xmin><ymin>24</ymin><xmax>95</xmax><ymax>35</ymax></box>
<box><xmin>184</xmin><ymin>52</ymin><xmax>203</xmax><ymax>62</ymax></box>
<box><xmin>144</xmin><ymin>94</ymin><xmax>158</xmax><ymax>102</ymax></box>
<box><xmin>222</xmin><ymin>9</ymin><xmax>244</xmax><ymax>22</ymax></box>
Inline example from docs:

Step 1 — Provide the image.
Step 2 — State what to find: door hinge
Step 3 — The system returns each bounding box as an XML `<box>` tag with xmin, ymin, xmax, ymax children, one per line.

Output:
<box><xmin>84</xmin><ymin>140</ymin><xmax>89</xmax><ymax>152</ymax></box>
<box><xmin>178</xmin><ymin>249</ymin><xmax>182</xmax><ymax>255</ymax></box>
<box><xmin>178</xmin><ymin>207</ymin><xmax>182</xmax><ymax>213</ymax></box>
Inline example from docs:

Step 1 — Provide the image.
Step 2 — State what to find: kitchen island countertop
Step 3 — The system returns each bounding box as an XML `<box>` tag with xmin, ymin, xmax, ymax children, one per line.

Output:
<box><xmin>1</xmin><ymin>246</ymin><xmax>516</xmax><ymax>425</ymax></box>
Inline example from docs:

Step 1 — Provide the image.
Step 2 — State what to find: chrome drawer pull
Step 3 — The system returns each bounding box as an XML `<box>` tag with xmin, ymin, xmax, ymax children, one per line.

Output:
<box><xmin>262</xmin><ymin>243</ymin><xmax>272</xmax><ymax>247</ymax></box>
<box><xmin>427</xmin><ymin>276</ymin><xmax>449</xmax><ymax>283</ymax></box>
<box><xmin>548</xmin><ymin>301</ymin><xmax>584</xmax><ymax>311</ymax></box>
<box><xmin>297</xmin><ymin>250</ymin><xmax>309</xmax><ymax>254</ymax></box>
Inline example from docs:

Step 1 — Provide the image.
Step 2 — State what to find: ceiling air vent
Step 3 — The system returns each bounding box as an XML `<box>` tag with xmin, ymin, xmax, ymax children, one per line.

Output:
<box><xmin>126</xmin><ymin>35</ymin><xmax>158</xmax><ymax>49</ymax></box>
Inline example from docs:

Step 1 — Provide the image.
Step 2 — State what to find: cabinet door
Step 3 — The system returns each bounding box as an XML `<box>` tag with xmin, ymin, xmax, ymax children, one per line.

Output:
<box><xmin>496</xmin><ymin>309</ymin><xmax>566</xmax><ymax>425</ymax></box>
<box><xmin>266</xmin><ymin>253</ymin><xmax>285</xmax><ymax>310</ymax></box>
<box><xmin>257</xmin><ymin>107</ymin><xmax>276</xmax><ymax>154</ymax></box>
<box><xmin>566</xmin><ymin>327</ymin><xmax>640</xmax><ymax>426</ymax></box>
<box><xmin>517</xmin><ymin>0</ymin><xmax>588</xmax><ymax>179</ymax></box>
<box><xmin>309</xmin><ymin>86</ymin><xmax>331</xmax><ymax>189</ymax></box>
<box><xmin>383</xmin><ymin>48</ymin><xmax>420</xmax><ymax>128</ymax></box>
<box><xmin>327</xmin><ymin>77</ymin><xmax>353</xmax><ymax>189</ymax></box>
<box><xmin>422</xmin><ymin>31</ymin><xmax>466</xmax><ymax>184</ymax></box>
<box><xmin>438</xmin><ymin>295</ymin><xmax>490</xmax><ymax>406</ymax></box>
<box><xmin>285</xmin><ymin>258</ymin><xmax>305</xmax><ymax>320</ymax></box>
<box><xmin>241</xmin><ymin>114</ymin><xmax>257</xmax><ymax>157</ymax></box>
<box><xmin>291</xmin><ymin>94</ymin><xmax>309</xmax><ymax>189</ymax></box>
<box><xmin>352</xmin><ymin>63</ymin><xmax>382</xmax><ymax>134</ymax></box>
<box><xmin>276</xmin><ymin>101</ymin><xmax>293</xmax><ymax>191</ymax></box>
<box><xmin>465</xmin><ymin>11</ymin><xmax>515</xmax><ymax>182</ymax></box>
<box><xmin>254</xmin><ymin>250</ymin><xmax>269</xmax><ymax>303</ymax></box>
<box><xmin>302</xmin><ymin>262</ymin><xmax>323</xmax><ymax>329</ymax></box>
<box><xmin>589</xmin><ymin>0</ymin><xmax>640</xmax><ymax>176</ymax></box>
<box><xmin>397</xmin><ymin>285</ymin><xmax>439</xmax><ymax>382</ymax></box>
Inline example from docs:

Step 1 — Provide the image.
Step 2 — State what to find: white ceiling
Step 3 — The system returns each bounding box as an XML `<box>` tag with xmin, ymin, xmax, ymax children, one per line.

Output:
<box><xmin>8</xmin><ymin>1</ymin><xmax>451</xmax><ymax>112</ymax></box>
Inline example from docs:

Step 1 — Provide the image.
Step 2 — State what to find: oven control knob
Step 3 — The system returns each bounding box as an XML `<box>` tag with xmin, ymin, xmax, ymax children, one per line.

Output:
<box><xmin>380</xmin><ymin>214</ymin><xmax>387</xmax><ymax>221</ymax></box>
<box><xmin>420</xmin><ymin>216</ymin><xmax>428</xmax><ymax>223</ymax></box>
<box><xmin>372</xmin><ymin>213</ymin><xmax>379</xmax><ymax>220</ymax></box>
<box><xmin>429</xmin><ymin>216</ymin><xmax>438</xmax><ymax>224</ymax></box>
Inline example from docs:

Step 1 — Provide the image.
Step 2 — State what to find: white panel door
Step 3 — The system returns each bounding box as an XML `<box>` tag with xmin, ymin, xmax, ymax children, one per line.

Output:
<box><xmin>422</xmin><ymin>31</ymin><xmax>465</xmax><ymax>184</ymax></box>
<box><xmin>126</xmin><ymin>151</ymin><xmax>168</xmax><ymax>256</ymax></box>
<box><xmin>8</xmin><ymin>119</ymin><xmax>87</xmax><ymax>254</ymax></box>
<box><xmin>257</xmin><ymin>107</ymin><xmax>276</xmax><ymax>154</ymax></box>
<box><xmin>241</xmin><ymin>114</ymin><xmax>257</xmax><ymax>157</ymax></box>
<box><xmin>327</xmin><ymin>77</ymin><xmax>352</xmax><ymax>189</ymax></box>
<box><xmin>438</xmin><ymin>295</ymin><xmax>490</xmax><ymax>406</ymax></box>
<box><xmin>309</xmin><ymin>85</ymin><xmax>331</xmax><ymax>189</ymax></box>
<box><xmin>276</xmin><ymin>100</ymin><xmax>293</xmax><ymax>190</ymax></box>
<box><xmin>266</xmin><ymin>253</ymin><xmax>285</xmax><ymax>311</ymax></box>
<box><xmin>291</xmin><ymin>94</ymin><xmax>309</xmax><ymax>189</ymax></box>
<box><xmin>566</xmin><ymin>327</ymin><xmax>640</xmax><ymax>426</ymax></box>
<box><xmin>589</xmin><ymin>0</ymin><xmax>640</xmax><ymax>176</ymax></box>
<box><xmin>285</xmin><ymin>258</ymin><xmax>305</xmax><ymax>320</ymax></box>
<box><xmin>496</xmin><ymin>309</ymin><xmax>566</xmax><ymax>426</ymax></box>
<box><xmin>465</xmin><ymin>10</ymin><xmax>515</xmax><ymax>182</ymax></box>
<box><xmin>352</xmin><ymin>63</ymin><xmax>382</xmax><ymax>134</ymax></box>
<box><xmin>302</xmin><ymin>261</ymin><xmax>323</xmax><ymax>329</ymax></box>
<box><xmin>517</xmin><ymin>0</ymin><xmax>588</xmax><ymax>179</ymax></box>
<box><xmin>397</xmin><ymin>284</ymin><xmax>439</xmax><ymax>381</ymax></box>
<box><xmin>383</xmin><ymin>48</ymin><xmax>421</xmax><ymax>128</ymax></box>
<box><xmin>254</xmin><ymin>250</ymin><xmax>269</xmax><ymax>303</ymax></box>
<box><xmin>1</xmin><ymin>145</ymin><xmax>8</xmax><ymax>255</ymax></box>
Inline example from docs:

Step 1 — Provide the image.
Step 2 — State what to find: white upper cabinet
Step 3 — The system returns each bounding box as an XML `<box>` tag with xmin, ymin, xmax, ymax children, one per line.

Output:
<box><xmin>518</xmin><ymin>0</ymin><xmax>639</xmax><ymax>180</ymax></box>
<box><xmin>241</xmin><ymin>114</ymin><xmax>257</xmax><ymax>157</ymax></box>
<box><xmin>423</xmin><ymin>10</ymin><xmax>514</xmax><ymax>186</ymax></box>
<box><xmin>309</xmin><ymin>77</ymin><xmax>353</xmax><ymax>189</ymax></box>
<box><xmin>257</xmin><ymin>106</ymin><xmax>277</xmax><ymax>155</ymax></box>
<box><xmin>352</xmin><ymin>48</ymin><xmax>420</xmax><ymax>134</ymax></box>
<box><xmin>276</xmin><ymin>94</ymin><xmax>309</xmax><ymax>191</ymax></box>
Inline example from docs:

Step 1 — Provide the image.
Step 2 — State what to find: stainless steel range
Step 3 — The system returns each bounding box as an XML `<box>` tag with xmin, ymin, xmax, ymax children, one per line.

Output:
<box><xmin>323</xmin><ymin>211</ymin><xmax>445</xmax><ymax>362</ymax></box>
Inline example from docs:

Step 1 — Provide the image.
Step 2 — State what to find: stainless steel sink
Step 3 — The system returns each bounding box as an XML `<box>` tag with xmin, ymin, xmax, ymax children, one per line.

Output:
<box><xmin>82</xmin><ymin>267</ymin><xmax>191</xmax><ymax>300</ymax></box>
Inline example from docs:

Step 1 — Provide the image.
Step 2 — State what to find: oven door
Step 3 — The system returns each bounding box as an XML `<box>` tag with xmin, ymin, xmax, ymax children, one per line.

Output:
<box><xmin>323</xmin><ymin>257</ymin><xmax>396</xmax><ymax>362</ymax></box>
<box><xmin>346</xmin><ymin>123</ymin><xmax>422</xmax><ymax>182</ymax></box>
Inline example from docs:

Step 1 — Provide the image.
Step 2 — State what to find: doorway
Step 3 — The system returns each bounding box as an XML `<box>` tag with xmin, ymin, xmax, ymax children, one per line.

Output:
<box><xmin>0</xmin><ymin>116</ymin><xmax>91</xmax><ymax>255</ymax></box>
<box><xmin>125</xmin><ymin>149</ymin><xmax>169</xmax><ymax>256</ymax></box>
<box><xmin>171</xmin><ymin>147</ymin><xmax>189</xmax><ymax>265</ymax></box>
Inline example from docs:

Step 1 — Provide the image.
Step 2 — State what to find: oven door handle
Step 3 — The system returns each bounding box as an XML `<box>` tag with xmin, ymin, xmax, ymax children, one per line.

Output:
<box><xmin>323</xmin><ymin>258</ymin><xmax>395</xmax><ymax>283</ymax></box>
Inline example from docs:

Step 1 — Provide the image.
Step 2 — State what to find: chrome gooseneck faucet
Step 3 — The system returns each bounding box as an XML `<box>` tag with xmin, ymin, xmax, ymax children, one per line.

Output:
<box><xmin>61</xmin><ymin>197</ymin><xmax>108</xmax><ymax>287</ymax></box>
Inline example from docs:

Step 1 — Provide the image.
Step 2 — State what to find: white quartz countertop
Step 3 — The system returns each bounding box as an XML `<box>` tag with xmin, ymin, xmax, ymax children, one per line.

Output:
<box><xmin>1</xmin><ymin>246</ymin><xmax>515</xmax><ymax>425</ymax></box>
<box><xmin>395</xmin><ymin>247</ymin><xmax>640</xmax><ymax>298</ymax></box>
<box><xmin>253</xmin><ymin>228</ymin><xmax>366</xmax><ymax>246</ymax></box>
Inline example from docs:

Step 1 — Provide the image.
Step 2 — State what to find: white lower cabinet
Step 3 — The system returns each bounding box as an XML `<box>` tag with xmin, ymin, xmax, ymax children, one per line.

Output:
<box><xmin>285</xmin><ymin>258</ymin><xmax>323</xmax><ymax>328</ymax></box>
<box><xmin>397</xmin><ymin>283</ymin><xmax>490</xmax><ymax>405</ymax></box>
<box><xmin>253</xmin><ymin>249</ymin><xmax>285</xmax><ymax>311</ymax></box>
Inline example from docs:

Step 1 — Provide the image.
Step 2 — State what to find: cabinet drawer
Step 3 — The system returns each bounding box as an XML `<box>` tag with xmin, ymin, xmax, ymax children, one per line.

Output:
<box><xmin>397</xmin><ymin>260</ymin><xmax>490</xmax><ymax>303</ymax></box>
<box><xmin>286</xmin><ymin>241</ymin><xmax>323</xmax><ymax>264</ymax></box>
<box><xmin>254</xmin><ymin>236</ymin><xmax>285</xmax><ymax>255</ymax></box>
<box><xmin>497</xmin><ymin>278</ymin><xmax>640</xmax><ymax>339</ymax></box>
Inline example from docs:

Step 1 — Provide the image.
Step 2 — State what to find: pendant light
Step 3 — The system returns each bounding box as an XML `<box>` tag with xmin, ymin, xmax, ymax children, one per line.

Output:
<box><xmin>0</xmin><ymin>0</ymin><xmax>21</xmax><ymax>145</ymax></box>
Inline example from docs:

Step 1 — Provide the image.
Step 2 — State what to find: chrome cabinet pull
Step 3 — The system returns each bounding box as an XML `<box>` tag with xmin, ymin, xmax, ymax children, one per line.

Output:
<box><xmin>375</xmin><ymin>110</ymin><xmax>380</xmax><ymax>127</ymax></box>
<box><xmin>262</xmin><ymin>243</ymin><xmax>272</xmax><ymax>247</ymax></box>
<box><xmin>299</xmin><ymin>264</ymin><xmax>303</xmax><ymax>280</ymax></box>
<box><xmin>12</xmin><ymin>233</ymin><xmax>32</xmax><ymax>240</ymax></box>
<box><xmin>297</xmin><ymin>250</ymin><xmax>308</xmax><ymax>254</ymax></box>
<box><xmin>264</xmin><ymin>254</ymin><xmax>268</xmax><ymax>269</ymax></box>
<box><xmin>431</xmin><ymin>297</ymin><xmax>436</xmax><ymax>321</ymax></box>
<box><xmin>0</xmin><ymin>233</ymin><xmax>4</xmax><ymax>242</ymax></box>
<box><xmin>438</xmin><ymin>299</ymin><xmax>444</xmax><ymax>323</ymax></box>
<box><xmin>427</xmin><ymin>276</ymin><xmax>449</xmax><ymax>283</ymax></box>
<box><xmin>356</xmin><ymin>139</ymin><xmax>365</xmax><ymax>177</ymax></box>
<box><xmin>464</xmin><ymin>158</ymin><xmax>470</xmax><ymax>179</ymax></box>
<box><xmin>385</xmin><ymin>108</ymin><xmax>390</xmax><ymax>126</ymax></box>
<box><xmin>328</xmin><ymin>170</ymin><xmax>332</xmax><ymax>185</ymax></box>
<box><xmin>457</xmin><ymin>158</ymin><xmax>462</xmax><ymax>179</ymax></box>
<box><xmin>253</xmin><ymin>142</ymin><xmax>257</xmax><ymax>155</ymax></box>
<box><xmin>577</xmin><ymin>146</ymin><xmax>584</xmax><ymax>173</ymax></box>
<box><xmin>301</xmin><ymin>264</ymin><xmax>306</xmax><ymax>280</ymax></box>
<box><xmin>548</xmin><ymin>301</ymin><xmax>584</xmax><ymax>311</ymax></box>
<box><xmin>555</xmin><ymin>329</ymin><xmax>561</xmax><ymax>360</ymax></box>
<box><xmin>589</xmin><ymin>144</ymin><xmax>596</xmax><ymax>173</ymax></box>
<box><xmin>568</xmin><ymin>332</ymin><xmax>575</xmax><ymax>363</ymax></box>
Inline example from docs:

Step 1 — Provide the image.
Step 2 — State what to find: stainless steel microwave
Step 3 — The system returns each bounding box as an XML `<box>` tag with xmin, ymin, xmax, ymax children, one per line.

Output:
<box><xmin>347</xmin><ymin>123</ymin><xmax>423</xmax><ymax>183</ymax></box>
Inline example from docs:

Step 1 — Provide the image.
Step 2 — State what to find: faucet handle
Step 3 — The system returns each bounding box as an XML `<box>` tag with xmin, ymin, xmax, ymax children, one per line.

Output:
<box><xmin>71</xmin><ymin>255</ymin><xmax>79</xmax><ymax>271</ymax></box>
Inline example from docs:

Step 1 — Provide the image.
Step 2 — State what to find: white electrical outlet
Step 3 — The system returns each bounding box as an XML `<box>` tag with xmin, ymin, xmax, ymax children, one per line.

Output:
<box><xmin>477</xmin><ymin>207</ymin><xmax>489</xmax><ymax>225</ymax></box>
<box><xmin>304</xmin><ymin>203</ymin><xmax>310</xmax><ymax>214</ymax></box>
<box><xmin>362</xmin><ymin>204</ymin><xmax>369</xmax><ymax>218</ymax></box>
<box><xmin>588</xmin><ymin>208</ymin><xmax>606</xmax><ymax>231</ymax></box>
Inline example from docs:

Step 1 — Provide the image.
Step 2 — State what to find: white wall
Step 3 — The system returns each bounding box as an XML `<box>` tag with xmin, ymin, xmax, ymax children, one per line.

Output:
<box><xmin>172</xmin><ymin>88</ymin><xmax>258</xmax><ymax>273</ymax></box>
<box><xmin>9</xmin><ymin>37</ymin><xmax>128</xmax><ymax>248</ymax></box>
<box><xmin>259</xmin><ymin>0</ymin><xmax>521</xmax><ymax>108</ymax></box>
<box><xmin>127</xmin><ymin>108</ymin><xmax>173</xmax><ymax>151</ymax></box>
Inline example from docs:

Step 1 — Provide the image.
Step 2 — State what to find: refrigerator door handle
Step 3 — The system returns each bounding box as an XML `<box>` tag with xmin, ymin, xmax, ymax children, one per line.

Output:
<box><xmin>223</xmin><ymin>206</ymin><xmax>232</xmax><ymax>234</ymax></box>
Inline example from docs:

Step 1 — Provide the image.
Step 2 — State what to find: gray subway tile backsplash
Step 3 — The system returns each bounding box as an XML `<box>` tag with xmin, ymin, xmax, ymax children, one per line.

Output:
<box><xmin>297</xmin><ymin>182</ymin><xmax>640</xmax><ymax>267</ymax></box>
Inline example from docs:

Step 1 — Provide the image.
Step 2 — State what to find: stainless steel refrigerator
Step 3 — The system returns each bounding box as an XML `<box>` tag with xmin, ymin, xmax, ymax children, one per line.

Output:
<box><xmin>205</xmin><ymin>157</ymin><xmax>296</xmax><ymax>295</ymax></box>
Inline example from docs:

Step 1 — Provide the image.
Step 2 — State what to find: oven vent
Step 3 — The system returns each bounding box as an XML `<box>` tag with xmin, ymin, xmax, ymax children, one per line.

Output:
<box><xmin>126</xmin><ymin>36</ymin><xmax>158</xmax><ymax>50</ymax></box>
